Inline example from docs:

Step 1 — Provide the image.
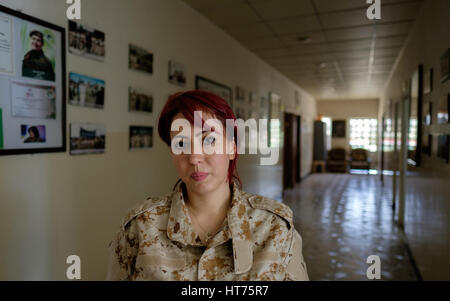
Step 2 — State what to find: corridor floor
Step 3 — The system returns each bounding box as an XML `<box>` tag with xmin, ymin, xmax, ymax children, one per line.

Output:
<box><xmin>282</xmin><ymin>173</ymin><xmax>418</xmax><ymax>281</ymax></box>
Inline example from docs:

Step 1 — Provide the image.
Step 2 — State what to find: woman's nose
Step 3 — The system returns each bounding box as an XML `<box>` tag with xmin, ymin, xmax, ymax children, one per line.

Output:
<box><xmin>188</xmin><ymin>153</ymin><xmax>204</xmax><ymax>165</ymax></box>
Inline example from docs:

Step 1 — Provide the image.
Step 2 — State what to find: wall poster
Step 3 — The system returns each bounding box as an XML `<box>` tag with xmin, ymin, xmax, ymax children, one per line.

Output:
<box><xmin>0</xmin><ymin>5</ymin><xmax>66</xmax><ymax>155</ymax></box>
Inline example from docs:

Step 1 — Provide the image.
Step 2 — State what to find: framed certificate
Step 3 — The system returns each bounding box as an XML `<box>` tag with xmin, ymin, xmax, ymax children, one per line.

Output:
<box><xmin>0</xmin><ymin>5</ymin><xmax>66</xmax><ymax>155</ymax></box>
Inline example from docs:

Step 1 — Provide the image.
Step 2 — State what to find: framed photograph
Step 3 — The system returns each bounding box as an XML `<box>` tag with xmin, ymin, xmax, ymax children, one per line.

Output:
<box><xmin>128</xmin><ymin>87</ymin><xmax>153</xmax><ymax>113</ymax></box>
<box><xmin>235</xmin><ymin>86</ymin><xmax>246</xmax><ymax>103</ymax></box>
<box><xmin>68</xmin><ymin>20</ymin><xmax>105</xmax><ymax>61</ymax></box>
<box><xmin>424</xmin><ymin>68</ymin><xmax>433</xmax><ymax>94</ymax></box>
<box><xmin>332</xmin><ymin>120</ymin><xmax>346</xmax><ymax>138</ymax></box>
<box><xmin>70</xmin><ymin>123</ymin><xmax>105</xmax><ymax>155</ymax></box>
<box><xmin>0</xmin><ymin>5</ymin><xmax>66</xmax><ymax>156</ymax></box>
<box><xmin>129</xmin><ymin>126</ymin><xmax>153</xmax><ymax>150</ymax></box>
<box><xmin>235</xmin><ymin>107</ymin><xmax>245</xmax><ymax>119</ymax></box>
<box><xmin>195</xmin><ymin>76</ymin><xmax>232</xmax><ymax>107</ymax></box>
<box><xmin>168</xmin><ymin>60</ymin><xmax>186</xmax><ymax>86</ymax></box>
<box><xmin>437</xmin><ymin>135</ymin><xmax>449</xmax><ymax>163</ymax></box>
<box><xmin>260</xmin><ymin>95</ymin><xmax>269</xmax><ymax>119</ymax></box>
<box><xmin>437</xmin><ymin>94</ymin><xmax>449</xmax><ymax>124</ymax></box>
<box><xmin>269</xmin><ymin>92</ymin><xmax>282</xmax><ymax>147</ymax></box>
<box><xmin>69</xmin><ymin>72</ymin><xmax>105</xmax><ymax>109</ymax></box>
<box><xmin>423</xmin><ymin>101</ymin><xmax>432</xmax><ymax>126</ymax></box>
<box><xmin>294</xmin><ymin>90</ymin><xmax>301</xmax><ymax>111</ymax></box>
<box><xmin>440</xmin><ymin>48</ymin><xmax>450</xmax><ymax>83</ymax></box>
<box><xmin>129</xmin><ymin>44</ymin><xmax>153</xmax><ymax>74</ymax></box>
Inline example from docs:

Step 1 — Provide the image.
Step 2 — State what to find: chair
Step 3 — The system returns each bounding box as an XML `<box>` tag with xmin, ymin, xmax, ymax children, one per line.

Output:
<box><xmin>326</xmin><ymin>148</ymin><xmax>348</xmax><ymax>173</ymax></box>
<box><xmin>350</xmin><ymin>148</ymin><xmax>371</xmax><ymax>170</ymax></box>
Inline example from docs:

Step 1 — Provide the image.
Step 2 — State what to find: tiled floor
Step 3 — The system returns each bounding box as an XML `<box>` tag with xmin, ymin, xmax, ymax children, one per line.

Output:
<box><xmin>282</xmin><ymin>173</ymin><xmax>419</xmax><ymax>281</ymax></box>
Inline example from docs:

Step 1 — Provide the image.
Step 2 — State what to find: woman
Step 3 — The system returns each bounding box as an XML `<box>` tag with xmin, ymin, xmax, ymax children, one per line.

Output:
<box><xmin>106</xmin><ymin>90</ymin><xmax>308</xmax><ymax>281</ymax></box>
<box><xmin>24</xmin><ymin>126</ymin><xmax>44</xmax><ymax>143</ymax></box>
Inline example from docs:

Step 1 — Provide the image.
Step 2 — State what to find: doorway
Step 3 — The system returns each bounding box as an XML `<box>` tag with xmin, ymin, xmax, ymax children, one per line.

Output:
<box><xmin>283</xmin><ymin>112</ymin><xmax>301</xmax><ymax>191</ymax></box>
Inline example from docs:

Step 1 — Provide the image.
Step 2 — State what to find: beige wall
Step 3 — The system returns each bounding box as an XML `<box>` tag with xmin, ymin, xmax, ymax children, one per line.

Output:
<box><xmin>317</xmin><ymin>99</ymin><xmax>379</xmax><ymax>167</ymax></box>
<box><xmin>381</xmin><ymin>0</ymin><xmax>450</xmax><ymax>280</ymax></box>
<box><xmin>0</xmin><ymin>0</ymin><xmax>316</xmax><ymax>280</ymax></box>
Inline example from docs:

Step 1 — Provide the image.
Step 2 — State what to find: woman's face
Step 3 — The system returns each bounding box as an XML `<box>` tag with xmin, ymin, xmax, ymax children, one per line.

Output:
<box><xmin>169</xmin><ymin>112</ymin><xmax>235</xmax><ymax>196</ymax></box>
<box><xmin>31</xmin><ymin>34</ymin><xmax>43</xmax><ymax>51</ymax></box>
<box><xmin>28</xmin><ymin>129</ymin><xmax>35</xmax><ymax>139</ymax></box>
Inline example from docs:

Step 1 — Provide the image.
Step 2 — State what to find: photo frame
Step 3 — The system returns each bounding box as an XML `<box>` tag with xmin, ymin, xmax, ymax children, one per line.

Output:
<box><xmin>195</xmin><ymin>76</ymin><xmax>233</xmax><ymax>108</ymax></box>
<box><xmin>129</xmin><ymin>44</ymin><xmax>153</xmax><ymax>75</ymax></box>
<box><xmin>129</xmin><ymin>126</ymin><xmax>153</xmax><ymax>150</ymax></box>
<box><xmin>268</xmin><ymin>92</ymin><xmax>282</xmax><ymax>147</ymax></box>
<box><xmin>235</xmin><ymin>86</ymin><xmax>246</xmax><ymax>103</ymax></box>
<box><xmin>70</xmin><ymin>123</ymin><xmax>105</xmax><ymax>155</ymax></box>
<box><xmin>440</xmin><ymin>48</ymin><xmax>450</xmax><ymax>83</ymax></box>
<box><xmin>69</xmin><ymin>72</ymin><xmax>105</xmax><ymax>109</ymax></box>
<box><xmin>68</xmin><ymin>20</ymin><xmax>105</xmax><ymax>62</ymax></box>
<box><xmin>424</xmin><ymin>68</ymin><xmax>433</xmax><ymax>94</ymax></box>
<box><xmin>168</xmin><ymin>60</ymin><xmax>186</xmax><ymax>87</ymax></box>
<box><xmin>332</xmin><ymin>120</ymin><xmax>346</xmax><ymax>138</ymax></box>
<box><xmin>437</xmin><ymin>94</ymin><xmax>449</xmax><ymax>124</ymax></box>
<box><xmin>0</xmin><ymin>5</ymin><xmax>66</xmax><ymax>156</ymax></box>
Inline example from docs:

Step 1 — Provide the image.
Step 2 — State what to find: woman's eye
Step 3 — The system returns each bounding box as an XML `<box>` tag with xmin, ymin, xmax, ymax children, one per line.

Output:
<box><xmin>174</xmin><ymin>139</ymin><xmax>189</xmax><ymax>149</ymax></box>
<box><xmin>204</xmin><ymin>136</ymin><xmax>216</xmax><ymax>145</ymax></box>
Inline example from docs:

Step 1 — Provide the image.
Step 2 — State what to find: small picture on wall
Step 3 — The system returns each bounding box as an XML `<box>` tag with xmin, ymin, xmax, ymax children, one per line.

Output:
<box><xmin>424</xmin><ymin>68</ymin><xmax>433</xmax><ymax>94</ymax></box>
<box><xmin>437</xmin><ymin>135</ymin><xmax>449</xmax><ymax>164</ymax></box>
<box><xmin>129</xmin><ymin>126</ymin><xmax>153</xmax><ymax>150</ymax></box>
<box><xmin>235</xmin><ymin>86</ymin><xmax>246</xmax><ymax>102</ymax></box>
<box><xmin>21</xmin><ymin>125</ymin><xmax>46</xmax><ymax>143</ymax></box>
<box><xmin>68</xmin><ymin>20</ymin><xmax>105</xmax><ymax>61</ymax></box>
<box><xmin>423</xmin><ymin>101</ymin><xmax>432</xmax><ymax>125</ymax></box>
<box><xmin>437</xmin><ymin>94</ymin><xmax>449</xmax><ymax>124</ymax></box>
<box><xmin>168</xmin><ymin>60</ymin><xmax>186</xmax><ymax>86</ymax></box>
<box><xmin>260</xmin><ymin>96</ymin><xmax>269</xmax><ymax>119</ymax></box>
<box><xmin>69</xmin><ymin>72</ymin><xmax>105</xmax><ymax>109</ymax></box>
<box><xmin>129</xmin><ymin>44</ymin><xmax>153</xmax><ymax>74</ymax></box>
<box><xmin>332</xmin><ymin>120</ymin><xmax>346</xmax><ymax>138</ymax></box>
<box><xmin>128</xmin><ymin>87</ymin><xmax>153</xmax><ymax>113</ymax></box>
<box><xmin>70</xmin><ymin>123</ymin><xmax>106</xmax><ymax>155</ymax></box>
<box><xmin>440</xmin><ymin>48</ymin><xmax>450</xmax><ymax>83</ymax></box>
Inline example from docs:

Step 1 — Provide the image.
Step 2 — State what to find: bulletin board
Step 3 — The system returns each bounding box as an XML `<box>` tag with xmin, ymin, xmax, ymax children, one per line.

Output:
<box><xmin>0</xmin><ymin>5</ymin><xmax>66</xmax><ymax>156</ymax></box>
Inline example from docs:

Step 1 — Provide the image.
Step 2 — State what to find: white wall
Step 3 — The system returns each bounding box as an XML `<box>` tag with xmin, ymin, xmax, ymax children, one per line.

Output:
<box><xmin>0</xmin><ymin>0</ymin><xmax>316</xmax><ymax>280</ymax></box>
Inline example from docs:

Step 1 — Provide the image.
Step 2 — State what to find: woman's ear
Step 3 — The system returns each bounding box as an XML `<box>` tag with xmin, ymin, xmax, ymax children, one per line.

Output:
<box><xmin>227</xmin><ymin>140</ymin><xmax>236</xmax><ymax>160</ymax></box>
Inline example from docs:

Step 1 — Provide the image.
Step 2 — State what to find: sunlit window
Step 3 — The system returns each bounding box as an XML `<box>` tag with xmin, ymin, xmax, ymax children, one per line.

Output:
<box><xmin>408</xmin><ymin>118</ymin><xmax>417</xmax><ymax>151</ymax></box>
<box><xmin>349</xmin><ymin>118</ymin><xmax>378</xmax><ymax>152</ymax></box>
<box><xmin>321</xmin><ymin>117</ymin><xmax>332</xmax><ymax>151</ymax></box>
<box><xmin>383</xmin><ymin>118</ymin><xmax>394</xmax><ymax>152</ymax></box>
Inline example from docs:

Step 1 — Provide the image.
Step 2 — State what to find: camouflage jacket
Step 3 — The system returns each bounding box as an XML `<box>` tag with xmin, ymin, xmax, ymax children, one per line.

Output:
<box><xmin>106</xmin><ymin>181</ymin><xmax>309</xmax><ymax>281</ymax></box>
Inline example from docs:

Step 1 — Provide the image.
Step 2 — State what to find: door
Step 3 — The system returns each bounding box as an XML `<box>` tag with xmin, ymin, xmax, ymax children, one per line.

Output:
<box><xmin>283</xmin><ymin>113</ymin><xmax>299</xmax><ymax>190</ymax></box>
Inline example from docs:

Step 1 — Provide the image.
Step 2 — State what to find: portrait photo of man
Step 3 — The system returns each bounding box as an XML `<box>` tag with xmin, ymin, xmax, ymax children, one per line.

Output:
<box><xmin>22</xmin><ymin>29</ymin><xmax>55</xmax><ymax>81</ymax></box>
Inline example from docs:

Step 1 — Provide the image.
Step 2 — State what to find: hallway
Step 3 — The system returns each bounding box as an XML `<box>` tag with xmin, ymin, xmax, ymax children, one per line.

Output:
<box><xmin>283</xmin><ymin>173</ymin><xmax>418</xmax><ymax>281</ymax></box>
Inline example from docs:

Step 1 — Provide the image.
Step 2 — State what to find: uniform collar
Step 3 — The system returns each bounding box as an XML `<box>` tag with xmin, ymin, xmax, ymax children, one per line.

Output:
<box><xmin>166</xmin><ymin>179</ymin><xmax>253</xmax><ymax>274</ymax></box>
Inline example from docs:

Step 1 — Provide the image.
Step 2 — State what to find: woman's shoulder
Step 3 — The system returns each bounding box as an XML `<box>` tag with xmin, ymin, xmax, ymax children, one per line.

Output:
<box><xmin>240</xmin><ymin>190</ymin><xmax>294</xmax><ymax>230</ymax></box>
<box><xmin>120</xmin><ymin>193</ymin><xmax>172</xmax><ymax>231</ymax></box>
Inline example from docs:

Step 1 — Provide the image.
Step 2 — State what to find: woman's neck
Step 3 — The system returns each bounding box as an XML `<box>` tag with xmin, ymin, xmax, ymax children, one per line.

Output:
<box><xmin>184</xmin><ymin>181</ymin><xmax>232</xmax><ymax>217</ymax></box>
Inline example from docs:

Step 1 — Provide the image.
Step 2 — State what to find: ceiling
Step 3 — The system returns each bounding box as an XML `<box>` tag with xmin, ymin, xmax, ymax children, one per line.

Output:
<box><xmin>182</xmin><ymin>0</ymin><xmax>423</xmax><ymax>100</ymax></box>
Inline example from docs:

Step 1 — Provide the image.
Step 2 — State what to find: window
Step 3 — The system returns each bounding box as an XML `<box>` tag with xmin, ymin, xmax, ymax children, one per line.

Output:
<box><xmin>349</xmin><ymin>118</ymin><xmax>378</xmax><ymax>152</ymax></box>
<box><xmin>383</xmin><ymin>118</ymin><xmax>395</xmax><ymax>152</ymax></box>
<box><xmin>321</xmin><ymin>117</ymin><xmax>332</xmax><ymax>150</ymax></box>
<box><xmin>408</xmin><ymin>118</ymin><xmax>417</xmax><ymax>151</ymax></box>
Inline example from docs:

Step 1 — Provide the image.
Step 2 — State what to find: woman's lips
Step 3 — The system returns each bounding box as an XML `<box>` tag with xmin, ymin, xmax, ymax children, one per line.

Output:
<box><xmin>190</xmin><ymin>172</ymin><xmax>209</xmax><ymax>182</ymax></box>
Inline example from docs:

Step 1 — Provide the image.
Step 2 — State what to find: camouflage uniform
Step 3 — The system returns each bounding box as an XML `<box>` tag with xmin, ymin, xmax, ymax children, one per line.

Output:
<box><xmin>106</xmin><ymin>180</ymin><xmax>309</xmax><ymax>281</ymax></box>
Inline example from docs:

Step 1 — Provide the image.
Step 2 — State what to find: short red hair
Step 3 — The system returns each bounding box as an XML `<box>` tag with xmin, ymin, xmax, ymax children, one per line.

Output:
<box><xmin>157</xmin><ymin>90</ymin><xmax>241</xmax><ymax>187</ymax></box>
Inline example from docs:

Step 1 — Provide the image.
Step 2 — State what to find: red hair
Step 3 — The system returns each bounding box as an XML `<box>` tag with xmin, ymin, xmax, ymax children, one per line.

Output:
<box><xmin>157</xmin><ymin>90</ymin><xmax>241</xmax><ymax>187</ymax></box>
